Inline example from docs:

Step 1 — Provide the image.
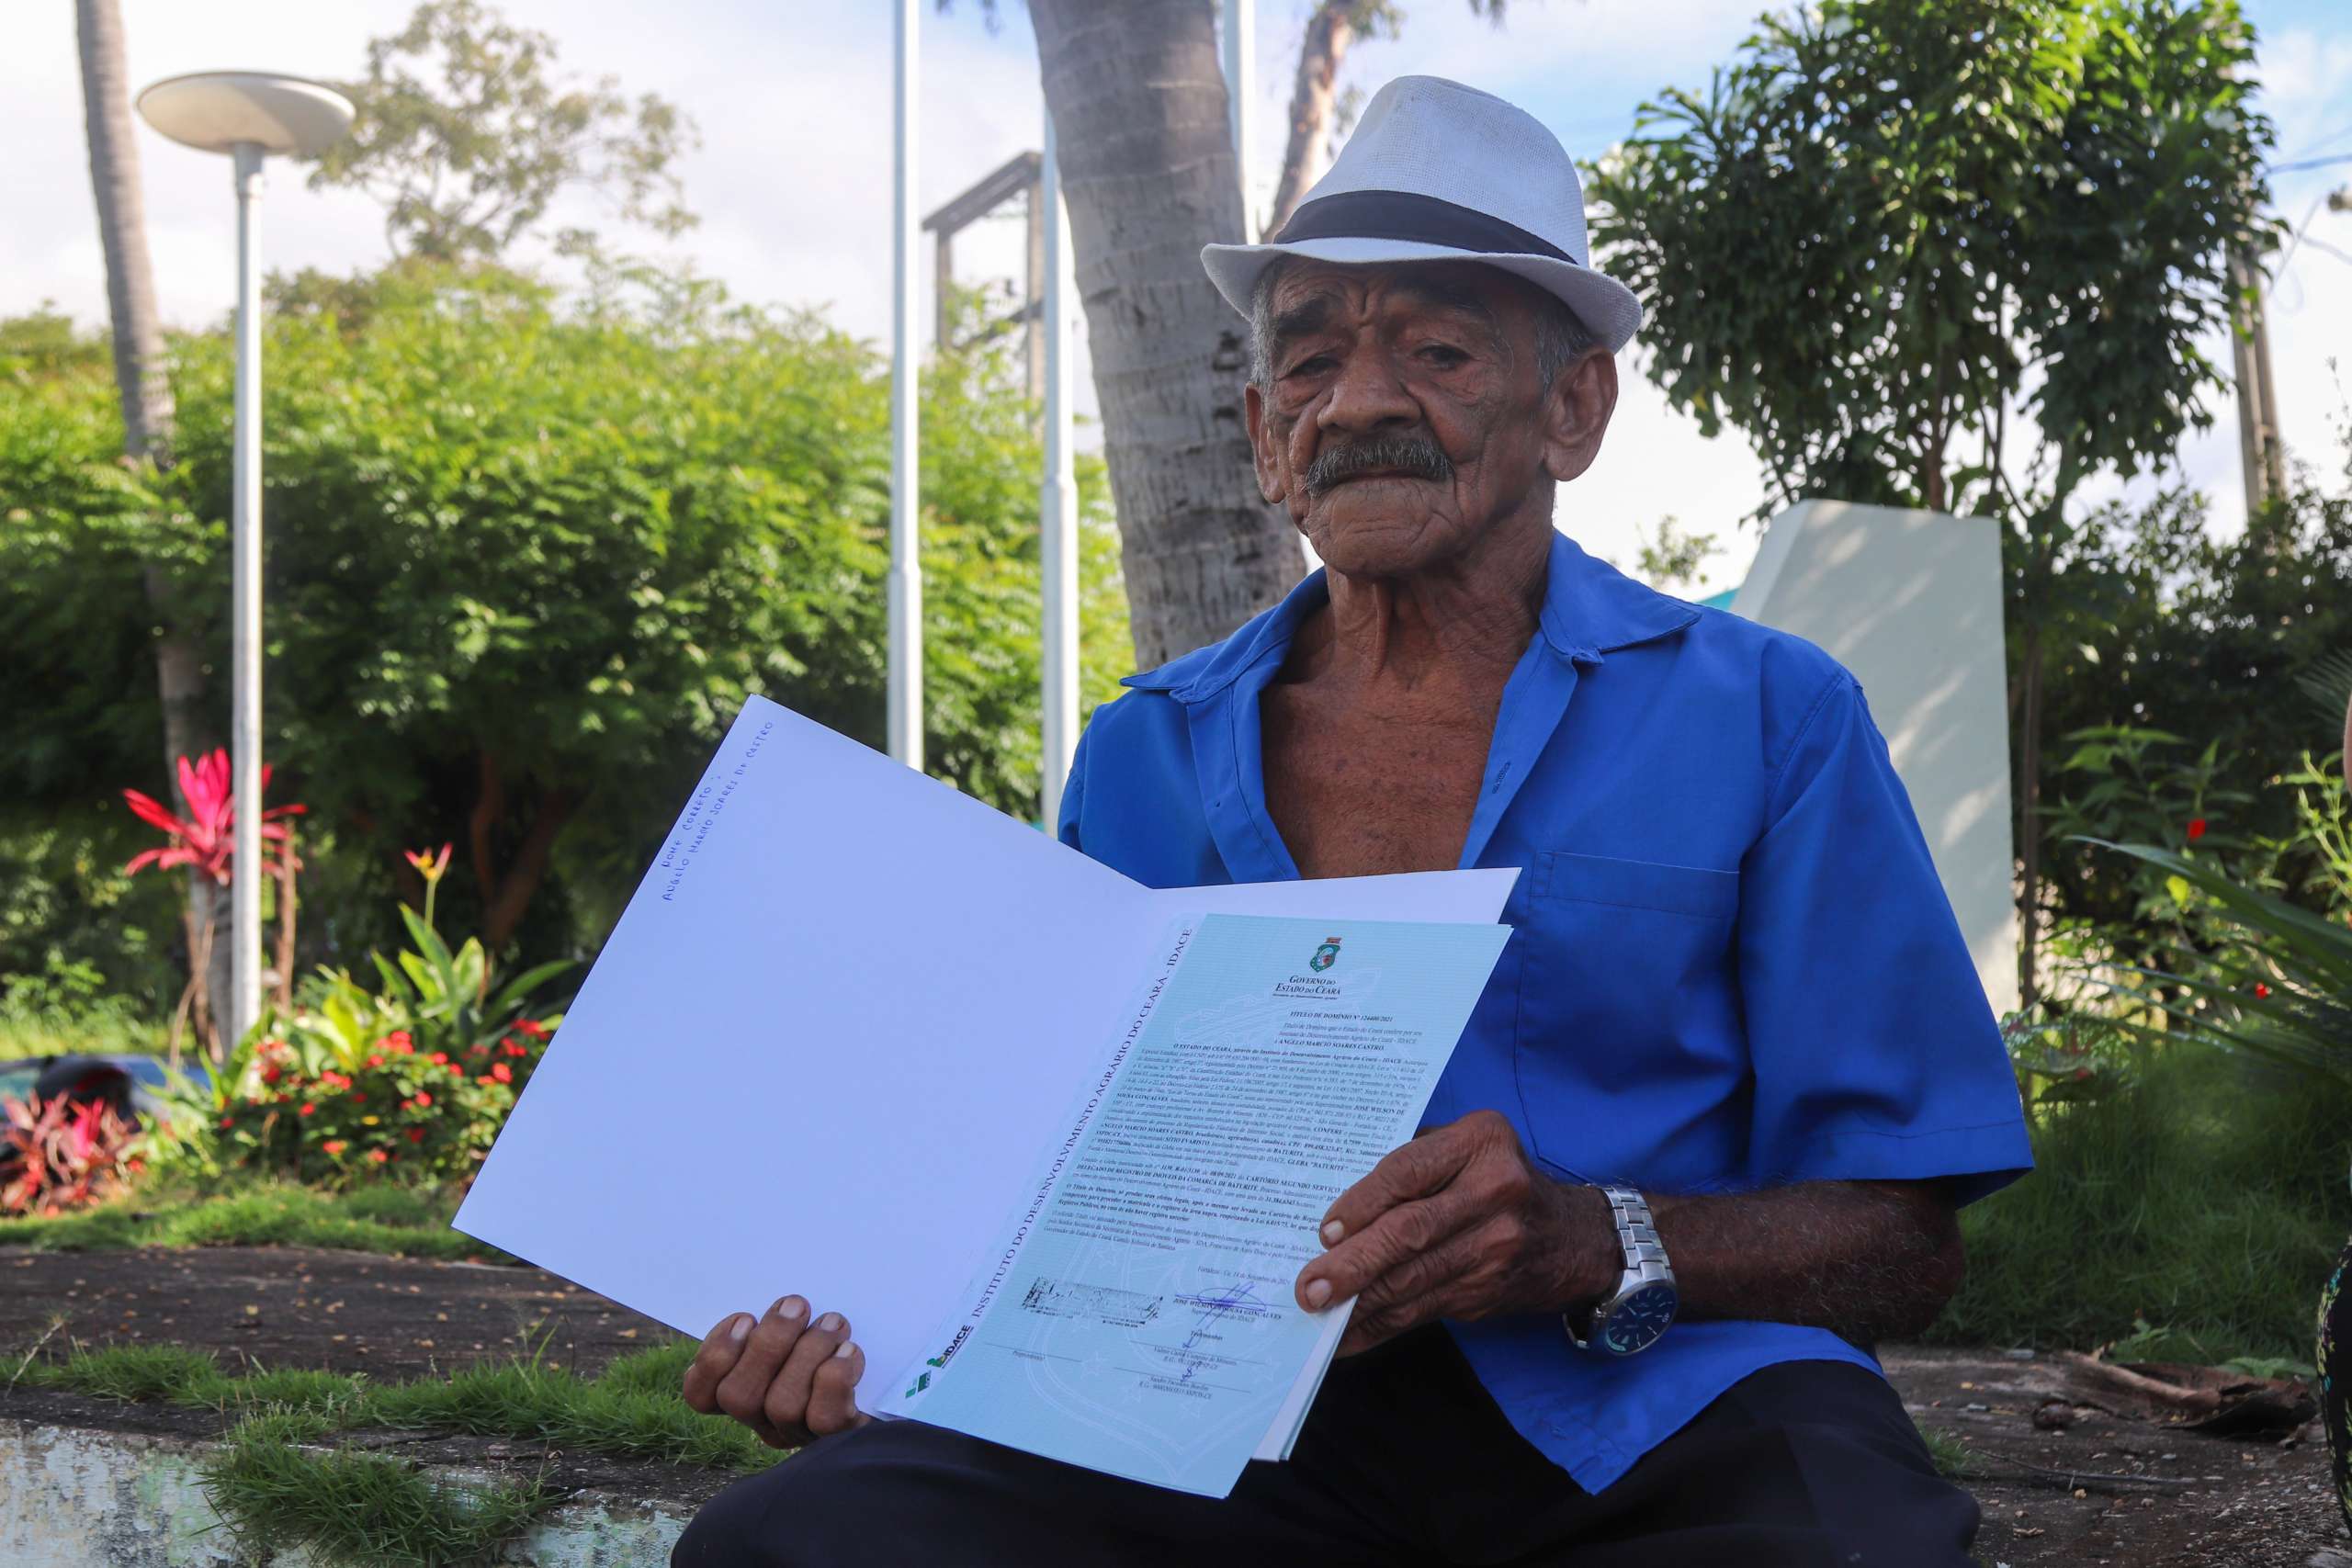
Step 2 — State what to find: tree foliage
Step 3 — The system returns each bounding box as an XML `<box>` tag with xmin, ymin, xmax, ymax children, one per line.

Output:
<box><xmin>1589</xmin><ymin>0</ymin><xmax>2279</xmax><ymax>1000</ymax></box>
<box><xmin>0</xmin><ymin>269</ymin><xmax>1129</xmax><ymax>989</ymax></box>
<box><xmin>1589</xmin><ymin>0</ymin><xmax>2274</xmax><ymax>521</ymax></box>
<box><xmin>2036</xmin><ymin>452</ymin><xmax>2352</xmax><ymax>942</ymax></box>
<box><xmin>306</xmin><ymin>0</ymin><xmax>698</xmax><ymax>261</ymax></box>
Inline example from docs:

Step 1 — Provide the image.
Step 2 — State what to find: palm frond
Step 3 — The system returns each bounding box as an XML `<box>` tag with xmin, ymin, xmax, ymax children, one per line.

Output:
<box><xmin>2296</xmin><ymin>648</ymin><xmax>2352</xmax><ymax>732</ymax></box>
<box><xmin>2094</xmin><ymin>840</ymin><xmax>2352</xmax><ymax>1087</ymax></box>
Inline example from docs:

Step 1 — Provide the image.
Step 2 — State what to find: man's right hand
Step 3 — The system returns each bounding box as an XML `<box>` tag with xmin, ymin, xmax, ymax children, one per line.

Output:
<box><xmin>682</xmin><ymin>1294</ymin><xmax>869</xmax><ymax>1449</ymax></box>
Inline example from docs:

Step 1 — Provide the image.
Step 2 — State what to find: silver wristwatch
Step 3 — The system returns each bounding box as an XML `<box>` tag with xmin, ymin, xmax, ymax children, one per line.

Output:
<box><xmin>1564</xmin><ymin>1184</ymin><xmax>1679</xmax><ymax>1356</ymax></box>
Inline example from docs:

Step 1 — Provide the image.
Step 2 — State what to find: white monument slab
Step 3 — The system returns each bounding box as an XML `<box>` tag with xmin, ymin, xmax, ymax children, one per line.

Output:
<box><xmin>1730</xmin><ymin>500</ymin><xmax>2018</xmax><ymax>1014</ymax></box>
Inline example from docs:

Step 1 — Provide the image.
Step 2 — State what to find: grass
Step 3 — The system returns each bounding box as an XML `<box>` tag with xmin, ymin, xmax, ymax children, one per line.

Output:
<box><xmin>13</xmin><ymin>1337</ymin><xmax>776</xmax><ymax>1566</ymax></box>
<box><xmin>1928</xmin><ymin>1044</ymin><xmax>2352</xmax><ymax>1363</ymax></box>
<box><xmin>0</xmin><ymin>1179</ymin><xmax>514</xmax><ymax>1263</ymax></box>
<box><xmin>13</xmin><ymin>1337</ymin><xmax>774</xmax><ymax>1473</ymax></box>
<box><xmin>1917</xmin><ymin>1423</ymin><xmax>1978</xmax><ymax>1481</ymax></box>
<box><xmin>204</xmin><ymin>1409</ymin><xmax>551</xmax><ymax>1568</ymax></box>
<box><xmin>0</xmin><ymin>993</ymin><xmax>168</xmax><ymax>1062</ymax></box>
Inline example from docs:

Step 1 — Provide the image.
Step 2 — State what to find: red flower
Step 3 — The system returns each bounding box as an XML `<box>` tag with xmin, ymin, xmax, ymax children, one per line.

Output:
<box><xmin>368</xmin><ymin>1054</ymin><xmax>386</xmax><ymax>1068</ymax></box>
<box><xmin>299</xmin><ymin>1104</ymin><xmax>316</xmax><ymax>1118</ymax></box>
<box><xmin>413</xmin><ymin>1090</ymin><xmax>432</xmax><ymax>1110</ymax></box>
<box><xmin>407</xmin><ymin>1128</ymin><xmax>426</xmax><ymax>1144</ymax></box>
<box><xmin>515</xmin><ymin>1019</ymin><xmax>549</xmax><ymax>1039</ymax></box>
<box><xmin>429</xmin><ymin>1052</ymin><xmax>448</xmax><ymax>1066</ymax></box>
<box><xmin>119</xmin><ymin>749</ymin><xmax>305</xmax><ymax>886</ymax></box>
<box><xmin>218</xmin><ymin>1115</ymin><xmax>235</xmax><ymax>1130</ymax></box>
<box><xmin>447</xmin><ymin>1063</ymin><xmax>464</xmax><ymax>1077</ymax></box>
<box><xmin>490</xmin><ymin>1061</ymin><xmax>513</xmax><ymax>1084</ymax></box>
<box><xmin>260</xmin><ymin>1065</ymin><xmax>281</xmax><ymax>1085</ymax></box>
<box><xmin>322</xmin><ymin>1139</ymin><xmax>347</xmax><ymax>1156</ymax></box>
<box><xmin>368</xmin><ymin>1148</ymin><xmax>390</xmax><ymax>1164</ymax></box>
<box><xmin>2254</xmin><ymin>982</ymin><xmax>2272</xmax><ymax>998</ymax></box>
<box><xmin>469</xmin><ymin>1043</ymin><xmax>489</xmax><ymax>1057</ymax></box>
<box><xmin>384</xmin><ymin>1031</ymin><xmax>414</xmax><ymax>1052</ymax></box>
<box><xmin>349</xmin><ymin>1092</ymin><xmax>365</xmax><ymax>1105</ymax></box>
<box><xmin>503</xmin><ymin>1041</ymin><xmax>528</xmax><ymax>1057</ymax></box>
<box><xmin>2187</xmin><ymin>818</ymin><xmax>2208</xmax><ymax>841</ymax></box>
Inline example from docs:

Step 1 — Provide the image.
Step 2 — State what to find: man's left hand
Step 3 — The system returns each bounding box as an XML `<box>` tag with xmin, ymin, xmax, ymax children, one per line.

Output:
<box><xmin>1296</xmin><ymin>1109</ymin><xmax>1610</xmax><ymax>1356</ymax></box>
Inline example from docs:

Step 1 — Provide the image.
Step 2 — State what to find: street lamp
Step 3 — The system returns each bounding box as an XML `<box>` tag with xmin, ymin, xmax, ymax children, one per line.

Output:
<box><xmin>136</xmin><ymin>72</ymin><xmax>353</xmax><ymax>1049</ymax></box>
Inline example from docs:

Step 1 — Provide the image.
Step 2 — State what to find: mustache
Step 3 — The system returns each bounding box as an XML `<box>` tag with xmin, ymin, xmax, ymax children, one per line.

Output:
<box><xmin>1303</xmin><ymin>434</ymin><xmax>1454</xmax><ymax>495</ymax></box>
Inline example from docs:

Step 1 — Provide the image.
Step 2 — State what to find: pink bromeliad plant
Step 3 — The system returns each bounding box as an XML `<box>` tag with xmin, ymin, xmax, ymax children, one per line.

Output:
<box><xmin>121</xmin><ymin>749</ymin><xmax>307</xmax><ymax>1060</ymax></box>
<box><xmin>121</xmin><ymin>749</ymin><xmax>305</xmax><ymax>885</ymax></box>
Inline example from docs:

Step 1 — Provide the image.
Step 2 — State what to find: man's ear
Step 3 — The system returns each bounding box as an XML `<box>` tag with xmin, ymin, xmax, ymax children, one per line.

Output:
<box><xmin>1244</xmin><ymin>381</ymin><xmax>1287</xmax><ymax>505</ymax></box>
<box><xmin>1539</xmin><ymin>349</ymin><xmax>1618</xmax><ymax>485</ymax></box>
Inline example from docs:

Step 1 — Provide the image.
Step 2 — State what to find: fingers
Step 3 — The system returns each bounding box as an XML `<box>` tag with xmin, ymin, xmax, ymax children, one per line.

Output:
<box><xmin>1300</xmin><ymin>1113</ymin><xmax>1535</xmax><ymax>1314</ymax></box>
<box><xmin>1329</xmin><ymin>1214</ymin><xmax>1521</xmax><ymax>1357</ymax></box>
<box><xmin>1352</xmin><ymin>1215</ymin><xmax>1514</xmax><ymax>1318</ymax></box>
<box><xmin>1317</xmin><ymin>1119</ymin><xmax>1483</xmax><ymax>1246</ymax></box>
<box><xmin>803</xmin><ymin>1338</ymin><xmax>870</xmax><ymax>1438</ymax></box>
<box><xmin>763</xmin><ymin>1310</ymin><xmax>853</xmax><ymax>1435</ymax></box>
<box><xmin>1337</xmin><ymin>1293</ymin><xmax>1433</xmax><ymax>1358</ymax></box>
<box><xmin>1299</xmin><ymin>1186</ymin><xmax>1485</xmax><ymax>1311</ymax></box>
<box><xmin>682</xmin><ymin>1311</ymin><xmax>757</xmax><ymax>1414</ymax></box>
<box><xmin>714</xmin><ymin>1294</ymin><xmax>809</xmax><ymax>1426</ymax></box>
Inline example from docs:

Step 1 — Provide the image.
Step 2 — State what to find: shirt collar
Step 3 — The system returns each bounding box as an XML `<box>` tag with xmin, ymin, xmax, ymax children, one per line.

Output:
<box><xmin>1121</xmin><ymin>529</ymin><xmax>1702</xmax><ymax>702</ymax></box>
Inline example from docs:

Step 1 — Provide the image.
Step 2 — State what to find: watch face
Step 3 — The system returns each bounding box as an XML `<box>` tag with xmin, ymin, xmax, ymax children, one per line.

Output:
<box><xmin>1601</xmin><ymin>1283</ymin><xmax>1679</xmax><ymax>1355</ymax></box>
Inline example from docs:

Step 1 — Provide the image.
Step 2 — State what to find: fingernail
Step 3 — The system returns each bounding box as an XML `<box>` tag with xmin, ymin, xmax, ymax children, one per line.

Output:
<box><xmin>775</xmin><ymin>1295</ymin><xmax>808</xmax><ymax>1322</ymax></box>
<box><xmin>1320</xmin><ymin>1220</ymin><xmax>1345</xmax><ymax>1246</ymax></box>
<box><xmin>728</xmin><ymin>1314</ymin><xmax>752</xmax><ymax>1344</ymax></box>
<box><xmin>834</xmin><ymin>1340</ymin><xmax>857</xmax><ymax>1360</ymax></box>
<box><xmin>1305</xmin><ymin>1279</ymin><xmax>1332</xmax><ymax>1309</ymax></box>
<box><xmin>817</xmin><ymin>1312</ymin><xmax>844</xmax><ymax>1333</ymax></box>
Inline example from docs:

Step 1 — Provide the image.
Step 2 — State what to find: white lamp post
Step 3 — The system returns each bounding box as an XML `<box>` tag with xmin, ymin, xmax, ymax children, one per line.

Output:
<box><xmin>888</xmin><ymin>2</ymin><xmax>924</xmax><ymax>770</ymax></box>
<box><xmin>1038</xmin><ymin>114</ymin><xmax>1078</xmax><ymax>827</ymax></box>
<box><xmin>1223</xmin><ymin>0</ymin><xmax>1255</xmax><ymax>240</ymax></box>
<box><xmin>136</xmin><ymin>72</ymin><xmax>353</xmax><ymax>1049</ymax></box>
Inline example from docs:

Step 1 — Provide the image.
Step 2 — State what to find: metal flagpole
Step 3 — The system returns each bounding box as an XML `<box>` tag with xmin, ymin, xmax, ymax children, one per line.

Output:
<box><xmin>1039</xmin><ymin>112</ymin><xmax>1079</xmax><ymax>827</ymax></box>
<box><xmin>228</xmin><ymin>140</ymin><xmax>266</xmax><ymax>1046</ymax></box>
<box><xmin>1223</xmin><ymin>0</ymin><xmax>1255</xmax><ymax>240</ymax></box>
<box><xmin>888</xmin><ymin>0</ymin><xmax>924</xmax><ymax>769</ymax></box>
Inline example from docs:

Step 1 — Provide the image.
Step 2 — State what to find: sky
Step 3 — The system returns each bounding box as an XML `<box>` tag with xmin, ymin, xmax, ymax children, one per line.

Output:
<box><xmin>6</xmin><ymin>0</ymin><xmax>2349</xmax><ymax>600</ymax></box>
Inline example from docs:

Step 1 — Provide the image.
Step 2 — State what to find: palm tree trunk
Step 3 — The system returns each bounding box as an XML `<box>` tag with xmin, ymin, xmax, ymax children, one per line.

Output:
<box><xmin>1029</xmin><ymin>0</ymin><xmax>1305</xmax><ymax>669</ymax></box>
<box><xmin>78</xmin><ymin>0</ymin><xmax>220</xmax><ymax>1033</ymax></box>
<box><xmin>1265</xmin><ymin>3</ymin><xmax>1357</xmax><ymax>238</ymax></box>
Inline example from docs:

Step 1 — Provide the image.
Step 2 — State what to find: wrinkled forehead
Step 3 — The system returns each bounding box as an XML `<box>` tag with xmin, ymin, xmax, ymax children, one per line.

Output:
<box><xmin>1265</xmin><ymin>258</ymin><xmax>1536</xmax><ymax>335</ymax></box>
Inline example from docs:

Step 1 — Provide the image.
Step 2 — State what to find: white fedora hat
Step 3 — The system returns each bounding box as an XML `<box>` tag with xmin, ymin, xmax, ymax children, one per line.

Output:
<box><xmin>1202</xmin><ymin>75</ymin><xmax>1642</xmax><ymax>352</ymax></box>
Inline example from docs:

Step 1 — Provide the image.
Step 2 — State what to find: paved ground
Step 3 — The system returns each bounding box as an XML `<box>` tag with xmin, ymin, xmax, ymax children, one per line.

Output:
<box><xmin>4</xmin><ymin>1246</ymin><xmax>2347</xmax><ymax>1563</ymax></box>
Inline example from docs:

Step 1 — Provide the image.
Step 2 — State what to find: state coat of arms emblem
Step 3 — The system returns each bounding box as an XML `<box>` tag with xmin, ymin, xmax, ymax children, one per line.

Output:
<box><xmin>1309</xmin><ymin>936</ymin><xmax>1342</xmax><ymax>973</ymax></box>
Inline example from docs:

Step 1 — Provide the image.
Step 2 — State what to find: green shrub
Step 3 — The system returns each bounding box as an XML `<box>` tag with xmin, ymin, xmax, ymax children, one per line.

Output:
<box><xmin>1932</xmin><ymin>1044</ymin><xmax>2351</xmax><ymax>1360</ymax></box>
<box><xmin>145</xmin><ymin>895</ymin><xmax>568</xmax><ymax>1187</ymax></box>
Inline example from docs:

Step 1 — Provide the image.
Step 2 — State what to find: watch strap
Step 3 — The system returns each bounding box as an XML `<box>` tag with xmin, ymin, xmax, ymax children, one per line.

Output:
<box><xmin>1565</xmin><ymin>1184</ymin><xmax>1676</xmax><ymax>1351</ymax></box>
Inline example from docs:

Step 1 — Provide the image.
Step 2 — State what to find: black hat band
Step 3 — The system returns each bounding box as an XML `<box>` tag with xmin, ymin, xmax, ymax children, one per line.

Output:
<box><xmin>1271</xmin><ymin>189</ymin><xmax>1577</xmax><ymax>266</ymax></box>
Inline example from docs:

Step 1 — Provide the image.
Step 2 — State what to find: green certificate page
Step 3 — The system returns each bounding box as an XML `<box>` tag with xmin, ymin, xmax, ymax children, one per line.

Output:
<box><xmin>876</xmin><ymin>911</ymin><xmax>1512</xmax><ymax>1497</ymax></box>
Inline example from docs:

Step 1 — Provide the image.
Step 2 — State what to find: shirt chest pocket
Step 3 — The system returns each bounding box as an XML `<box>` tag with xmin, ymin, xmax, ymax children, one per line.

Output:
<box><xmin>1511</xmin><ymin>851</ymin><xmax>1745</xmax><ymax>1187</ymax></box>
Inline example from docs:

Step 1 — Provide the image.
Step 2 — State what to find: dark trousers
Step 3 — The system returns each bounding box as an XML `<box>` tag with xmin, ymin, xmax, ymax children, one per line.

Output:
<box><xmin>672</xmin><ymin>1326</ymin><xmax>1978</xmax><ymax>1566</ymax></box>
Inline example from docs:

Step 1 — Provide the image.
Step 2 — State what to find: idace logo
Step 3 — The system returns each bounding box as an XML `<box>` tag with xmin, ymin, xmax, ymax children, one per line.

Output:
<box><xmin>1309</xmin><ymin>936</ymin><xmax>1341</xmax><ymax>973</ymax></box>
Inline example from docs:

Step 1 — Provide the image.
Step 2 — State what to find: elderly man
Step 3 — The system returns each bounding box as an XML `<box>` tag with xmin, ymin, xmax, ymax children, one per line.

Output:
<box><xmin>673</xmin><ymin>77</ymin><xmax>2030</xmax><ymax>1565</ymax></box>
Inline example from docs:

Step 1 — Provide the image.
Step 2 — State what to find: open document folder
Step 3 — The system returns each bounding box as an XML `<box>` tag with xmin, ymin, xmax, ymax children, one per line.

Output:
<box><xmin>454</xmin><ymin>696</ymin><xmax>1515</xmax><ymax>1497</ymax></box>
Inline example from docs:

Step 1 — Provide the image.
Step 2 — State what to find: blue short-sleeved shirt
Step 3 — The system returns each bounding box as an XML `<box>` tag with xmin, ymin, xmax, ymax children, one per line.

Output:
<box><xmin>1056</xmin><ymin>529</ymin><xmax>2031</xmax><ymax>1493</ymax></box>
